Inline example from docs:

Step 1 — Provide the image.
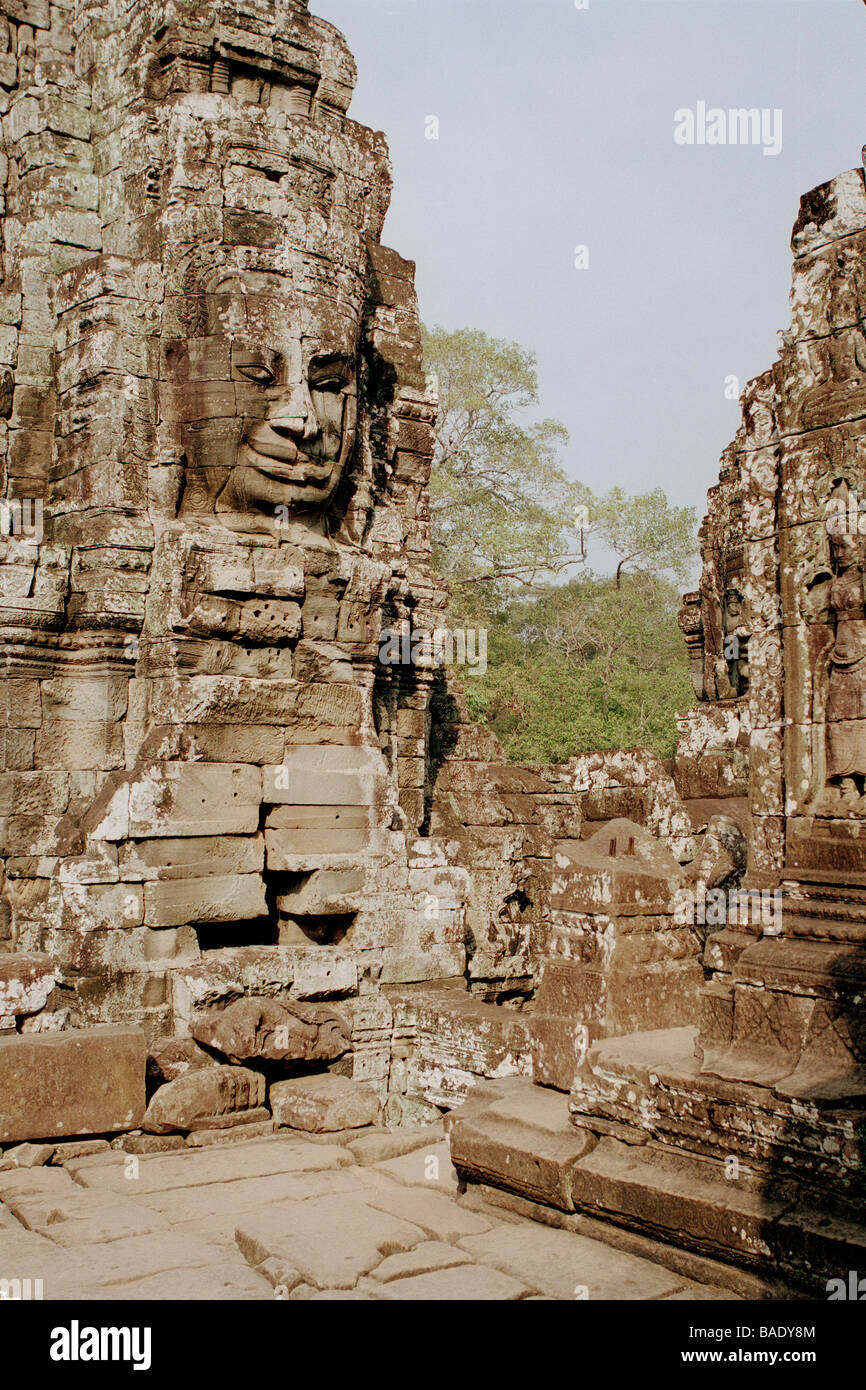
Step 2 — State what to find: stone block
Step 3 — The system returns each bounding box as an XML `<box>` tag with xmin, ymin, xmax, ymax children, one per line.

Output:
<box><xmin>34</xmin><ymin>720</ymin><xmax>125</xmax><ymax>771</ymax></box>
<box><xmin>178</xmin><ymin>724</ymin><xmax>284</xmax><ymax>765</ymax></box>
<box><xmin>551</xmin><ymin>820</ymin><xmax>685</xmax><ymax>916</ymax></box>
<box><xmin>143</xmin><ymin>873</ymin><xmax>268</xmax><ymax>927</ymax></box>
<box><xmin>276</xmin><ymin>866</ymin><xmax>365</xmax><ymax>914</ymax></box>
<box><xmin>265</xmin><ymin>826</ymin><xmax>385</xmax><ymax>866</ymax></box>
<box><xmin>5</xmin><ymin>1141</ymin><xmax>54</xmax><ymax>1167</ymax></box>
<box><xmin>0</xmin><ymin>952</ymin><xmax>54</xmax><ymax>1016</ymax></box>
<box><xmin>270</xmin><ymin>1074</ymin><xmax>381</xmax><ymax>1132</ymax></box>
<box><xmin>119</xmin><ymin>834</ymin><xmax>264</xmax><ymax>881</ymax></box>
<box><xmin>263</xmin><ymin>745</ymin><xmax>386</xmax><ymax>807</ymax></box>
<box><xmin>19</xmin><ymin>1009</ymin><xmax>69</xmax><ymax>1034</ymax></box>
<box><xmin>0</xmin><ymin>771</ymin><xmax>68</xmax><ymax>816</ymax></box>
<box><xmin>128</xmin><ymin>763</ymin><xmax>261</xmax><ymax>838</ymax></box>
<box><xmin>143</xmin><ymin>1065</ymin><xmax>266</xmax><ymax>1134</ymax></box>
<box><xmin>391</xmin><ymin>987</ymin><xmax>531</xmax><ymax>1107</ymax></box>
<box><xmin>0</xmin><ymin>1026</ymin><xmax>145</xmax><ymax>1142</ymax></box>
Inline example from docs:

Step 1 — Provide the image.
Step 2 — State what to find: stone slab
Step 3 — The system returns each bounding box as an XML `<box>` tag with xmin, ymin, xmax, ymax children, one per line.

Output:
<box><xmin>129</xmin><ymin>1166</ymin><xmax>377</xmax><ymax>1226</ymax></box>
<box><xmin>374</xmin><ymin>1140</ymin><xmax>460</xmax><ymax>1194</ymax></box>
<box><xmin>0</xmin><ymin>1026</ymin><xmax>145</xmax><ymax>1143</ymax></box>
<box><xmin>365</xmin><ymin>1187</ymin><xmax>492</xmax><ymax>1243</ymax></box>
<box><xmin>347</xmin><ymin>1123</ymin><xmax>446</xmax><ymax>1165</ymax></box>
<box><xmin>0</xmin><ymin>1166</ymin><xmax>76</xmax><ymax>1200</ymax></box>
<box><xmin>0</xmin><ymin>1224</ymin><xmax>60</xmax><ymax>1272</ymax></box>
<box><xmin>186</xmin><ymin>1119</ymin><xmax>275</xmax><ymax>1147</ymax></box>
<box><xmin>71</xmin><ymin>1136</ymin><xmax>354</xmax><ymax>1194</ymax></box>
<box><xmin>235</xmin><ymin>1195</ymin><xmax>425</xmax><ymax>1290</ymax></box>
<box><xmin>4</xmin><ymin>1141</ymin><xmax>54</xmax><ymax>1167</ymax></box>
<box><xmin>76</xmin><ymin>1261</ymin><xmax>274</xmax><ymax>1301</ymax></box>
<box><xmin>459</xmin><ymin>1223</ymin><xmax>686</xmax><ymax>1300</ymax></box>
<box><xmin>2</xmin><ymin>1188</ymin><xmax>167</xmax><ymax>1246</ymax></box>
<box><xmin>40</xmin><ymin>1231</ymin><xmax>232</xmax><ymax>1297</ymax></box>
<box><xmin>370</xmin><ymin>1240</ymin><xmax>475</xmax><ymax>1283</ymax></box>
<box><xmin>375</xmin><ymin>1263</ymin><xmax>530</xmax><ymax>1300</ymax></box>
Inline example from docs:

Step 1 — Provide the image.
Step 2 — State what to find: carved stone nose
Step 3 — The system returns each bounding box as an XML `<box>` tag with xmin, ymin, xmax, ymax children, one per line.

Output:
<box><xmin>268</xmin><ymin>418</ymin><xmax>306</xmax><ymax>438</ymax></box>
<box><xmin>267</xmin><ymin>399</ymin><xmax>317</xmax><ymax>441</ymax></box>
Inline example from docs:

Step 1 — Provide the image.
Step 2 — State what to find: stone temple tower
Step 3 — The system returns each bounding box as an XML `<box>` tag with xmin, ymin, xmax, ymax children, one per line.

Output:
<box><xmin>0</xmin><ymin>0</ymin><xmax>608</xmax><ymax>1145</ymax></box>
<box><xmin>0</xmin><ymin>0</ymin><xmax>463</xmax><ymax>1036</ymax></box>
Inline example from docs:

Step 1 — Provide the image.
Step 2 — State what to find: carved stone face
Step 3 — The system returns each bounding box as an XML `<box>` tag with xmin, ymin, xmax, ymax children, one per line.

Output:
<box><xmin>831</xmin><ymin>529</ymin><xmax>861</xmax><ymax>570</ymax></box>
<box><xmin>176</xmin><ymin>271</ymin><xmax>359</xmax><ymax>530</ymax></box>
<box><xmin>723</xmin><ymin>587</ymin><xmax>743</xmax><ymax>625</ymax></box>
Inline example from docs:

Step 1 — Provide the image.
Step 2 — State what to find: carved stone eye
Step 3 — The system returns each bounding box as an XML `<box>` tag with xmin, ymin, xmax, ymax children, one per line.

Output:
<box><xmin>236</xmin><ymin>363</ymin><xmax>275</xmax><ymax>386</ymax></box>
<box><xmin>309</xmin><ymin>358</ymin><xmax>351</xmax><ymax>395</ymax></box>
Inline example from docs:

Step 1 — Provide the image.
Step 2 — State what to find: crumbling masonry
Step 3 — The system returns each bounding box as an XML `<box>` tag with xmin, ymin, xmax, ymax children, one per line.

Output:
<box><xmin>0</xmin><ymin>0</ymin><xmax>862</xmax><ymax>1293</ymax></box>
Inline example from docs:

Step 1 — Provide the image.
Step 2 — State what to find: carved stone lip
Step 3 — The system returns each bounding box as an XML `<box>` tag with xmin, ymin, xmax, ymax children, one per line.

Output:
<box><xmin>240</xmin><ymin>445</ymin><xmax>333</xmax><ymax>487</ymax></box>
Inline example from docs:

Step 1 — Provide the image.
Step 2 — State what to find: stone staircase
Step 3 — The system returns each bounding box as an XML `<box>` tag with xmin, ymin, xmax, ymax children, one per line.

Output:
<box><xmin>447</xmin><ymin>1072</ymin><xmax>866</xmax><ymax>1295</ymax></box>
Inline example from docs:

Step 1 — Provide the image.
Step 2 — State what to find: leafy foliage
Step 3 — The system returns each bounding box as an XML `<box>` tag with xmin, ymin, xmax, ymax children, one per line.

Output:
<box><xmin>423</xmin><ymin>323</ymin><xmax>698</xmax><ymax>761</ymax></box>
<box><xmin>592</xmin><ymin>486</ymin><xmax>697</xmax><ymax>590</ymax></box>
<box><xmin>465</xmin><ymin>573</ymin><xmax>694</xmax><ymax>762</ymax></box>
<box><xmin>422</xmin><ymin>324</ymin><xmax>588</xmax><ymax>615</ymax></box>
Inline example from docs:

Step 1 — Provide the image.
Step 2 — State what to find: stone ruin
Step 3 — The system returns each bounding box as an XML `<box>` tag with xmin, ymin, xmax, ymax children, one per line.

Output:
<box><xmin>0</xmin><ymin>0</ymin><xmax>862</xmax><ymax>1295</ymax></box>
<box><xmin>451</xmin><ymin>160</ymin><xmax>866</xmax><ymax>1291</ymax></box>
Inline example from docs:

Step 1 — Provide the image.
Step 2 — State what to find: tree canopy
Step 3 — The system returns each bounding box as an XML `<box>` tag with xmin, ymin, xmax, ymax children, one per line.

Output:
<box><xmin>423</xmin><ymin>323</ymin><xmax>698</xmax><ymax>762</ymax></box>
<box><xmin>592</xmin><ymin>486</ymin><xmax>697</xmax><ymax>590</ymax></box>
<box><xmin>422</xmin><ymin>324</ymin><xmax>588</xmax><ymax>614</ymax></box>
<box><xmin>461</xmin><ymin>572</ymin><xmax>694</xmax><ymax>762</ymax></box>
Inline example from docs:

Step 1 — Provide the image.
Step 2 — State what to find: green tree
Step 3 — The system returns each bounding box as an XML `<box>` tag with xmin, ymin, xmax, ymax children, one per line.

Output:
<box><xmin>422</xmin><ymin>323</ymin><xmax>699</xmax><ymax>760</ymax></box>
<box><xmin>464</xmin><ymin>572</ymin><xmax>694</xmax><ymax>762</ymax></box>
<box><xmin>422</xmin><ymin>324</ymin><xmax>589</xmax><ymax>615</ymax></box>
<box><xmin>592</xmin><ymin>486</ymin><xmax>697</xmax><ymax>590</ymax></box>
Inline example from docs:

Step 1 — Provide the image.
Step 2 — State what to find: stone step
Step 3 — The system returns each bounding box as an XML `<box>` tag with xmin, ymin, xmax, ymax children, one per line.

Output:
<box><xmin>567</xmin><ymin>1136</ymin><xmax>866</xmax><ymax>1293</ymax></box>
<box><xmin>447</xmin><ymin>1076</ymin><xmax>866</xmax><ymax>1292</ymax></box>
<box><xmin>574</xmin><ymin>1025</ymin><xmax>866</xmax><ymax>1157</ymax></box>
<box><xmin>785</xmin><ymin>868</ymin><xmax>866</xmax><ymax>890</ymax></box>
<box><xmin>735</xmin><ymin>935</ymin><xmax>866</xmax><ymax>994</ymax></box>
<box><xmin>782</xmin><ymin>891</ymin><xmax>866</xmax><ymax>917</ymax></box>
<box><xmin>447</xmin><ymin>1076</ymin><xmax>595</xmax><ymax>1212</ymax></box>
<box><xmin>780</xmin><ymin>878</ymin><xmax>866</xmax><ymax>939</ymax></box>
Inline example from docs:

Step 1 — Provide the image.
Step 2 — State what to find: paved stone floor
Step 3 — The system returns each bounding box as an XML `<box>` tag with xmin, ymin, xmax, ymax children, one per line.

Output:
<box><xmin>0</xmin><ymin>1129</ymin><xmax>740</xmax><ymax>1300</ymax></box>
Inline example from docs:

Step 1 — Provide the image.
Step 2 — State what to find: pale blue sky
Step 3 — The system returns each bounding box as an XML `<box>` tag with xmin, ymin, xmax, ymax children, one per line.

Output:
<box><xmin>319</xmin><ymin>0</ymin><xmax>866</xmax><ymax>528</ymax></box>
